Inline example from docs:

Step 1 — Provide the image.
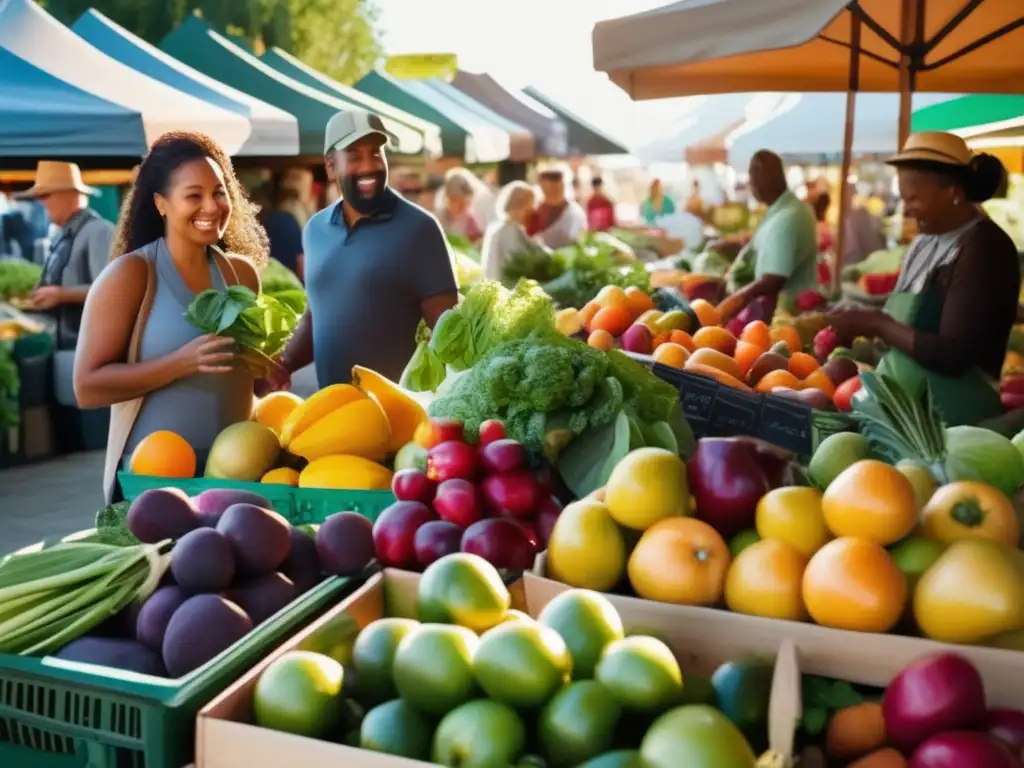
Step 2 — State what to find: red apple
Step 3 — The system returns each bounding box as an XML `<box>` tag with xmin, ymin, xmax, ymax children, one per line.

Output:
<box><xmin>413</xmin><ymin>521</ymin><xmax>464</xmax><ymax>567</ymax></box>
<box><xmin>479</xmin><ymin>439</ymin><xmax>527</xmax><ymax>475</ymax></box>
<box><xmin>415</xmin><ymin>418</ymin><xmax>465</xmax><ymax>450</ymax></box>
<box><xmin>478</xmin><ymin>419</ymin><xmax>506</xmax><ymax>446</ymax></box>
<box><xmin>391</xmin><ymin>468</ymin><xmax>435</xmax><ymax>504</ymax></box>
<box><xmin>481</xmin><ymin>470</ymin><xmax>539</xmax><ymax>518</ymax></box>
<box><xmin>433</xmin><ymin>478</ymin><xmax>483</xmax><ymax>527</ymax></box>
<box><xmin>460</xmin><ymin>518</ymin><xmax>536</xmax><ymax>571</ymax></box>
<box><xmin>883</xmin><ymin>652</ymin><xmax>987</xmax><ymax>754</ymax></box>
<box><xmin>372</xmin><ymin>501</ymin><xmax>436</xmax><ymax>569</ymax></box>
<box><xmin>535</xmin><ymin>495</ymin><xmax>563</xmax><ymax>548</ymax></box>
<box><xmin>427</xmin><ymin>440</ymin><xmax>477</xmax><ymax>482</ymax></box>
<box><xmin>987</xmin><ymin>709</ymin><xmax>1024</xmax><ymax>757</ymax></box>
<box><xmin>910</xmin><ymin>732</ymin><xmax>1022</xmax><ymax>768</ymax></box>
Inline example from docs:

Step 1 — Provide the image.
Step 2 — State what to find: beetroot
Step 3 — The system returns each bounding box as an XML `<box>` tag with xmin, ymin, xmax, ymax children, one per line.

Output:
<box><xmin>882</xmin><ymin>652</ymin><xmax>987</xmax><ymax>754</ymax></box>
<box><xmin>478</xmin><ymin>419</ymin><xmax>506</xmax><ymax>446</ymax></box>
<box><xmin>461</xmin><ymin>518</ymin><xmax>535</xmax><ymax>571</ymax></box>
<box><xmin>372</xmin><ymin>501</ymin><xmax>436</xmax><ymax>569</ymax></box>
<box><xmin>687</xmin><ymin>438</ymin><xmax>771</xmax><ymax>538</ymax></box>
<box><xmin>481</xmin><ymin>470</ymin><xmax>539</xmax><ymax>518</ymax></box>
<box><xmin>427</xmin><ymin>440</ymin><xmax>477</xmax><ymax>482</ymax></box>
<box><xmin>479</xmin><ymin>439</ymin><xmax>527</xmax><ymax>475</ymax></box>
<box><xmin>909</xmin><ymin>731</ymin><xmax>1022</xmax><ymax>768</ymax></box>
<box><xmin>433</xmin><ymin>479</ymin><xmax>483</xmax><ymax>528</ymax></box>
<box><xmin>391</xmin><ymin>469</ymin><xmax>435</xmax><ymax>504</ymax></box>
<box><xmin>987</xmin><ymin>709</ymin><xmax>1024</xmax><ymax>757</ymax></box>
<box><xmin>813</xmin><ymin>326</ymin><xmax>840</xmax><ymax>361</ymax></box>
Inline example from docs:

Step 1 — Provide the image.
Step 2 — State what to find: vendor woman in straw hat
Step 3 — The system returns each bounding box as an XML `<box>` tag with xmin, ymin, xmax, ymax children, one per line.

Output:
<box><xmin>17</xmin><ymin>161</ymin><xmax>115</xmax><ymax>350</ymax></box>
<box><xmin>823</xmin><ymin>131</ymin><xmax>1018</xmax><ymax>427</ymax></box>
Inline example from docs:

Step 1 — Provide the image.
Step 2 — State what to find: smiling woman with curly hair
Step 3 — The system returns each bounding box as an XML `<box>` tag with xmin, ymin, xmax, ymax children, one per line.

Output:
<box><xmin>73</xmin><ymin>131</ymin><xmax>271</xmax><ymax>501</ymax></box>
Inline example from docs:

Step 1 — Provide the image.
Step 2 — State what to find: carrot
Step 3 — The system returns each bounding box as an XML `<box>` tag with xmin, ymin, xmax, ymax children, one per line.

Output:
<box><xmin>684</xmin><ymin>363</ymin><xmax>752</xmax><ymax>391</ymax></box>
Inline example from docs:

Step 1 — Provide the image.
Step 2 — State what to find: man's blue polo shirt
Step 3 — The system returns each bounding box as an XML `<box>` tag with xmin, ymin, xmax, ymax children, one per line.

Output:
<box><xmin>302</xmin><ymin>189</ymin><xmax>457</xmax><ymax>386</ymax></box>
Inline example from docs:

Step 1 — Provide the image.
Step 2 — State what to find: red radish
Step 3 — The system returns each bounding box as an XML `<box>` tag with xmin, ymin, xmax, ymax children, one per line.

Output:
<box><xmin>461</xmin><ymin>518</ymin><xmax>536</xmax><ymax>571</ymax></box>
<box><xmin>535</xmin><ymin>495</ymin><xmax>563</xmax><ymax>541</ymax></box>
<box><xmin>433</xmin><ymin>479</ymin><xmax>483</xmax><ymax>528</ymax></box>
<box><xmin>481</xmin><ymin>470</ymin><xmax>539</xmax><ymax>518</ymax></box>
<box><xmin>514</xmin><ymin>519</ymin><xmax>541</xmax><ymax>552</ymax></box>
<box><xmin>372</xmin><ymin>501</ymin><xmax>437</xmax><ymax>569</ymax></box>
<box><xmin>909</xmin><ymin>731</ymin><xmax>1022</xmax><ymax>768</ymax></box>
<box><xmin>987</xmin><ymin>709</ymin><xmax>1024</xmax><ymax>756</ymax></box>
<box><xmin>478</xmin><ymin>419</ymin><xmax>506</xmax><ymax>446</ymax></box>
<box><xmin>415</xmin><ymin>418</ymin><xmax>465</xmax><ymax>450</ymax></box>
<box><xmin>478</xmin><ymin>439</ymin><xmax>527</xmax><ymax>474</ymax></box>
<box><xmin>427</xmin><ymin>440</ymin><xmax>477</xmax><ymax>482</ymax></box>
<box><xmin>391</xmin><ymin>469</ymin><xmax>435</xmax><ymax>504</ymax></box>
<box><xmin>414</xmin><ymin>521</ymin><xmax>464</xmax><ymax>567</ymax></box>
<box><xmin>882</xmin><ymin>652</ymin><xmax>987</xmax><ymax>754</ymax></box>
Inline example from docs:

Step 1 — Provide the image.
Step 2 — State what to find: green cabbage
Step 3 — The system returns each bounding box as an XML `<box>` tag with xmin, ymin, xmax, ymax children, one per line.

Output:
<box><xmin>946</xmin><ymin>425</ymin><xmax>1024</xmax><ymax>497</ymax></box>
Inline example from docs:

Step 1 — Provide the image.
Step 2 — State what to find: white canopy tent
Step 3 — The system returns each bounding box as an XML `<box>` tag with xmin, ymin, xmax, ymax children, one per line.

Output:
<box><xmin>73</xmin><ymin>10</ymin><xmax>298</xmax><ymax>157</ymax></box>
<box><xmin>0</xmin><ymin>0</ymin><xmax>250</xmax><ymax>154</ymax></box>
<box><xmin>728</xmin><ymin>92</ymin><xmax>962</xmax><ymax>169</ymax></box>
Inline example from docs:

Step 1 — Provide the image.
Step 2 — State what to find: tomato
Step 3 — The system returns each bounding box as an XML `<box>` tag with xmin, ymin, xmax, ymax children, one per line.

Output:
<box><xmin>821</xmin><ymin>460</ymin><xmax>918</xmax><ymax>546</ymax></box>
<box><xmin>725</xmin><ymin>538</ymin><xmax>809</xmax><ymax>621</ymax></box>
<box><xmin>833</xmin><ymin>375</ymin><xmax>862</xmax><ymax>412</ymax></box>
<box><xmin>920</xmin><ymin>481</ymin><xmax>1021</xmax><ymax>547</ymax></box>
<box><xmin>802</xmin><ymin>537</ymin><xmax>908</xmax><ymax>633</ymax></box>
<box><xmin>627</xmin><ymin>517</ymin><xmax>731</xmax><ymax>606</ymax></box>
<box><xmin>755</xmin><ymin>486</ymin><xmax>831</xmax><ymax>558</ymax></box>
<box><xmin>914</xmin><ymin>538</ymin><xmax>1024</xmax><ymax>644</ymax></box>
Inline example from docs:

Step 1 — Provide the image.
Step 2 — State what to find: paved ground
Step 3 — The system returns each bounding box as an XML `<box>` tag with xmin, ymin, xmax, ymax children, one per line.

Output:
<box><xmin>1</xmin><ymin>365</ymin><xmax>321</xmax><ymax>555</ymax></box>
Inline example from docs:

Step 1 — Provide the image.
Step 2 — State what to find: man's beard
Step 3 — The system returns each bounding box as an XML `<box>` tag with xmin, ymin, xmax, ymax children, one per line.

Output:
<box><xmin>342</xmin><ymin>171</ymin><xmax>388</xmax><ymax>215</ymax></box>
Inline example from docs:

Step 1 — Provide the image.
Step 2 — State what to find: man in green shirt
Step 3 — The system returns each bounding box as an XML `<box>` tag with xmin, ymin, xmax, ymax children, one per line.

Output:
<box><xmin>720</xmin><ymin>150</ymin><xmax>818</xmax><ymax>320</ymax></box>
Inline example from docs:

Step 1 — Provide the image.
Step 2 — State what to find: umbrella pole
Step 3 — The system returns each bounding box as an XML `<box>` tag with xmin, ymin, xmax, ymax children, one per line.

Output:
<box><xmin>831</xmin><ymin>12</ymin><xmax>863</xmax><ymax>295</ymax></box>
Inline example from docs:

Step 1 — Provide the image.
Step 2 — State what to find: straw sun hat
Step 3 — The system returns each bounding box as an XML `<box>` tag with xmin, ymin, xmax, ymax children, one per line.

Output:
<box><xmin>16</xmin><ymin>161</ymin><xmax>98</xmax><ymax>199</ymax></box>
<box><xmin>887</xmin><ymin>131</ymin><xmax>973</xmax><ymax>168</ymax></box>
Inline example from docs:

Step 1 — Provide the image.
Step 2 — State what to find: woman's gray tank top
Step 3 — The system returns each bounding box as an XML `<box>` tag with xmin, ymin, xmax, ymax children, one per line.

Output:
<box><xmin>123</xmin><ymin>239</ymin><xmax>254</xmax><ymax>460</ymax></box>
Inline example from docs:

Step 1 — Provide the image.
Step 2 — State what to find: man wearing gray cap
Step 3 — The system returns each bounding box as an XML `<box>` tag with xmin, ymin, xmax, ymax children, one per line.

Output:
<box><xmin>264</xmin><ymin>109</ymin><xmax>458</xmax><ymax>390</ymax></box>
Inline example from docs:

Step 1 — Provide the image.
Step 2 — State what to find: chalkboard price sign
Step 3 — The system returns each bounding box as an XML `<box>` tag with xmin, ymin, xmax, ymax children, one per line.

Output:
<box><xmin>758</xmin><ymin>396</ymin><xmax>814</xmax><ymax>454</ymax></box>
<box><xmin>708</xmin><ymin>388</ymin><xmax>762</xmax><ymax>437</ymax></box>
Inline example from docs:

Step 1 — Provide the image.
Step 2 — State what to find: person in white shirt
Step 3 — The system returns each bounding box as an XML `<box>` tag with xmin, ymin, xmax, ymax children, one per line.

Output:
<box><xmin>481</xmin><ymin>181</ymin><xmax>543</xmax><ymax>283</ymax></box>
<box><xmin>533</xmin><ymin>169</ymin><xmax>587</xmax><ymax>249</ymax></box>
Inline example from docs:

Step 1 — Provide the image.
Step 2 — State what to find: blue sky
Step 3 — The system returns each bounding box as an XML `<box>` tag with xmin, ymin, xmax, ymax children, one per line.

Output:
<box><xmin>373</xmin><ymin>0</ymin><xmax>694</xmax><ymax>148</ymax></box>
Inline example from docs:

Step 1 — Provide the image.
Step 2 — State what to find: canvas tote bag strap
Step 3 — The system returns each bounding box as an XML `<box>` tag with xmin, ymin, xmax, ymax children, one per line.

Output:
<box><xmin>211</xmin><ymin>246</ymin><xmax>242</xmax><ymax>287</ymax></box>
<box><xmin>102</xmin><ymin>254</ymin><xmax>158</xmax><ymax>503</ymax></box>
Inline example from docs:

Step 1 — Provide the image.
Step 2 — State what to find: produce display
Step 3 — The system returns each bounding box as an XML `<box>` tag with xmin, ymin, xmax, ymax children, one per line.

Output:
<box><xmin>250</xmin><ymin>553</ymin><xmax>772</xmax><ymax>767</ymax></box>
<box><xmin>0</xmin><ymin>258</ymin><xmax>42</xmax><ymax>302</ymax></box>
<box><xmin>0</xmin><ymin>339</ymin><xmax>16</xmax><ymax>429</ymax></box>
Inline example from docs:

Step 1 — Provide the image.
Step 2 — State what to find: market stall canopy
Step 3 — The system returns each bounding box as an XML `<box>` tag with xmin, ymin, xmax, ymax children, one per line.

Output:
<box><xmin>72</xmin><ymin>10</ymin><xmax>299</xmax><ymax>157</ymax></box>
<box><xmin>159</xmin><ymin>15</ymin><xmax>426</xmax><ymax>156</ymax></box>
<box><xmin>636</xmin><ymin>93</ymin><xmax>790</xmax><ymax>164</ymax></box>
<box><xmin>355</xmin><ymin>70</ymin><xmax>513</xmax><ymax>163</ymax></box>
<box><xmin>912</xmin><ymin>94</ymin><xmax>1024</xmax><ymax>136</ymax></box>
<box><xmin>593</xmin><ymin>0</ymin><xmax>1024</xmax><ymax>100</ymax></box>
<box><xmin>452</xmin><ymin>71</ymin><xmax>569</xmax><ymax>157</ymax></box>
<box><xmin>0</xmin><ymin>48</ymin><xmax>145</xmax><ymax>156</ymax></box>
<box><xmin>259</xmin><ymin>46</ymin><xmax>442</xmax><ymax>157</ymax></box>
<box><xmin>522</xmin><ymin>87</ymin><xmax>629</xmax><ymax>156</ymax></box>
<box><xmin>729</xmin><ymin>92</ymin><xmax>961</xmax><ymax>168</ymax></box>
<box><xmin>0</xmin><ymin>0</ymin><xmax>250</xmax><ymax>154</ymax></box>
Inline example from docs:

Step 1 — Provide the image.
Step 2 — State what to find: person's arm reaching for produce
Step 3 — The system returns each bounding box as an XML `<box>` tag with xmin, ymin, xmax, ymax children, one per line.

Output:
<box><xmin>414</xmin><ymin>215</ymin><xmax>459</xmax><ymax>329</ymax></box>
<box><xmin>73</xmin><ymin>256</ymin><xmax>235</xmax><ymax>408</ymax></box>
<box><xmin>719</xmin><ymin>208</ymin><xmax>801</xmax><ymax>321</ymax></box>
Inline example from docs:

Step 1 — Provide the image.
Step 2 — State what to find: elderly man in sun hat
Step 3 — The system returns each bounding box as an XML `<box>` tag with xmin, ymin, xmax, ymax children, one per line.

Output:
<box><xmin>17</xmin><ymin>161</ymin><xmax>114</xmax><ymax>351</ymax></box>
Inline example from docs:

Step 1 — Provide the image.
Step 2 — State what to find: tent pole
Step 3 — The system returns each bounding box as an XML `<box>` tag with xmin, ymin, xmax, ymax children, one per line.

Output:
<box><xmin>831</xmin><ymin>12</ymin><xmax>862</xmax><ymax>295</ymax></box>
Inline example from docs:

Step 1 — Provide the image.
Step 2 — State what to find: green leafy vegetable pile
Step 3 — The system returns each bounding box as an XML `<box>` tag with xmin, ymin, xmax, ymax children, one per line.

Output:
<box><xmin>0</xmin><ymin>260</ymin><xmax>42</xmax><ymax>301</ymax></box>
<box><xmin>0</xmin><ymin>341</ymin><xmax>18</xmax><ymax>429</ymax></box>
<box><xmin>259</xmin><ymin>258</ymin><xmax>307</xmax><ymax>315</ymax></box>
<box><xmin>184</xmin><ymin>285</ymin><xmax>303</xmax><ymax>375</ymax></box>
<box><xmin>92</xmin><ymin>501</ymin><xmax>139</xmax><ymax>547</ymax></box>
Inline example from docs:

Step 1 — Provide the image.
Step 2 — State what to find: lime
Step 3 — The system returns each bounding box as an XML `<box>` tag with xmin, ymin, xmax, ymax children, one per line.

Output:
<box><xmin>473</xmin><ymin>621</ymin><xmax>572</xmax><ymax>708</ymax></box>
<box><xmin>392</xmin><ymin>624</ymin><xmax>478</xmax><ymax>715</ymax></box>
<box><xmin>360</xmin><ymin>699</ymin><xmax>433</xmax><ymax>760</ymax></box>
<box><xmin>537</xmin><ymin>589</ymin><xmax>625</xmax><ymax>679</ymax></box>
<box><xmin>539</xmin><ymin>680</ymin><xmax>623</xmax><ymax>765</ymax></box>
<box><xmin>253</xmin><ymin>651</ymin><xmax>343</xmax><ymax>738</ymax></box>
<box><xmin>595</xmin><ymin>636</ymin><xmax>683</xmax><ymax>714</ymax></box>
<box><xmin>417</xmin><ymin>553</ymin><xmax>510</xmax><ymax>632</ymax></box>
<box><xmin>350</xmin><ymin>618</ymin><xmax>419</xmax><ymax>703</ymax></box>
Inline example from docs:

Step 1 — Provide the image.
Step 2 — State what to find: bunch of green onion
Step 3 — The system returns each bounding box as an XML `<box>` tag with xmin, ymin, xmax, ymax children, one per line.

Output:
<box><xmin>0</xmin><ymin>540</ymin><xmax>170</xmax><ymax>656</ymax></box>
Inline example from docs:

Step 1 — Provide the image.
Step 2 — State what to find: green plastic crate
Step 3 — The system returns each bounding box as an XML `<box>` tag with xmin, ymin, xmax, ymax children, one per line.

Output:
<box><xmin>117</xmin><ymin>473</ymin><xmax>396</xmax><ymax>524</ymax></box>
<box><xmin>0</xmin><ymin>575</ymin><xmax>359</xmax><ymax>768</ymax></box>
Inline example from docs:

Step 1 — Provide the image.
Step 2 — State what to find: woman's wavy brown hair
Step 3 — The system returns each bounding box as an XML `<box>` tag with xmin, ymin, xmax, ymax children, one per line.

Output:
<box><xmin>111</xmin><ymin>131</ymin><xmax>269</xmax><ymax>266</ymax></box>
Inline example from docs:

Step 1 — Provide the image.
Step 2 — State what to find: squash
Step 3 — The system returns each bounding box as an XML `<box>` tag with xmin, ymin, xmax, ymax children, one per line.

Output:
<box><xmin>280</xmin><ymin>384</ymin><xmax>366</xmax><ymax>447</ymax></box>
<box><xmin>287</xmin><ymin>397</ymin><xmax>391</xmax><ymax>462</ymax></box>
<box><xmin>299</xmin><ymin>455</ymin><xmax>393</xmax><ymax>490</ymax></box>
<box><xmin>351</xmin><ymin>365</ymin><xmax>427</xmax><ymax>451</ymax></box>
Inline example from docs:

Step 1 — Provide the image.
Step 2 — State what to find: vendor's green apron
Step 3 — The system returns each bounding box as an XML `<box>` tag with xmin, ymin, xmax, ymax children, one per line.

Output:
<box><xmin>875</xmin><ymin>243</ymin><xmax>1002</xmax><ymax>427</ymax></box>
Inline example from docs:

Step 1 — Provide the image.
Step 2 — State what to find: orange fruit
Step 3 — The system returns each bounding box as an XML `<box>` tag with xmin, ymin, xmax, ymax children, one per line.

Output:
<box><xmin>129</xmin><ymin>430</ymin><xmax>197</xmax><ymax>478</ymax></box>
<box><xmin>769</xmin><ymin>324</ymin><xmax>803</xmax><ymax>353</ymax></box>
<box><xmin>725</xmin><ymin>538</ymin><xmax>809</xmax><ymax>621</ymax></box>
<box><xmin>587</xmin><ymin>329</ymin><xmax>614</xmax><ymax>350</ymax></box>
<box><xmin>787</xmin><ymin>351</ymin><xmax>820</xmax><ymax>379</ymax></box>
<box><xmin>590</xmin><ymin>305</ymin><xmax>633</xmax><ymax>337</ymax></box>
<box><xmin>755</xmin><ymin>369</ymin><xmax>801</xmax><ymax>392</ymax></box>
<box><xmin>686</xmin><ymin>348</ymin><xmax>743</xmax><ymax>381</ymax></box>
<box><xmin>651</xmin><ymin>331</ymin><xmax>671</xmax><ymax>349</ymax></box>
<box><xmin>251</xmin><ymin>391</ymin><xmax>303</xmax><ymax>435</ymax></box>
<box><xmin>849</xmin><ymin>748</ymin><xmax>908</xmax><ymax>768</ymax></box>
<box><xmin>668</xmin><ymin>330</ymin><xmax>695</xmax><ymax>351</ymax></box>
<box><xmin>802</xmin><ymin>536</ymin><xmax>907</xmax><ymax>633</ymax></box>
<box><xmin>692</xmin><ymin>326</ymin><xmax>737</xmax><ymax>356</ymax></box>
<box><xmin>802</xmin><ymin>368</ymin><xmax>836</xmax><ymax>397</ymax></box>
<box><xmin>628</xmin><ymin>517</ymin><xmax>731</xmax><ymax>606</ymax></box>
<box><xmin>826</xmin><ymin>702</ymin><xmax>888</xmax><ymax>761</ymax></box>
<box><xmin>690</xmin><ymin>299</ymin><xmax>721</xmax><ymax>328</ymax></box>
<box><xmin>624</xmin><ymin>286</ymin><xmax>655</xmax><ymax>318</ymax></box>
<box><xmin>733</xmin><ymin>341</ymin><xmax>763</xmax><ymax>378</ymax></box>
<box><xmin>822</xmin><ymin>460</ymin><xmax>918</xmax><ymax>545</ymax></box>
<box><xmin>739</xmin><ymin>320</ymin><xmax>771</xmax><ymax>351</ymax></box>
<box><xmin>652</xmin><ymin>342</ymin><xmax>690</xmax><ymax>369</ymax></box>
<box><xmin>579</xmin><ymin>302</ymin><xmax>601</xmax><ymax>332</ymax></box>
<box><xmin>594</xmin><ymin>285</ymin><xmax>629</xmax><ymax>309</ymax></box>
